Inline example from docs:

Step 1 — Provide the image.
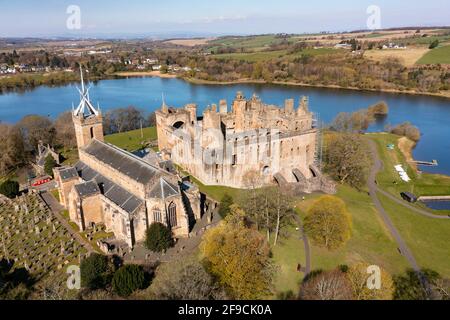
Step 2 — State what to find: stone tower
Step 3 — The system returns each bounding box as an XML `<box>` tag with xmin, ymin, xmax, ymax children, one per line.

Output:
<box><xmin>72</xmin><ymin>66</ymin><xmax>104</xmax><ymax>149</ymax></box>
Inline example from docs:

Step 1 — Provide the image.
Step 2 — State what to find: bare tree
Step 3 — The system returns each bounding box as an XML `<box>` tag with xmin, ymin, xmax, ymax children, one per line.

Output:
<box><xmin>300</xmin><ymin>270</ymin><xmax>353</xmax><ymax>300</ymax></box>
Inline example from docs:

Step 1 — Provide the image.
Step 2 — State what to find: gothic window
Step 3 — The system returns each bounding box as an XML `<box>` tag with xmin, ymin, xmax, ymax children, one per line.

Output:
<box><xmin>153</xmin><ymin>208</ymin><xmax>162</xmax><ymax>223</ymax></box>
<box><xmin>167</xmin><ymin>202</ymin><xmax>177</xmax><ymax>228</ymax></box>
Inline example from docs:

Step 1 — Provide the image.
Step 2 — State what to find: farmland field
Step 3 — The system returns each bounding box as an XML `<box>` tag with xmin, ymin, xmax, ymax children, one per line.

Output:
<box><xmin>364</xmin><ymin>47</ymin><xmax>430</xmax><ymax>67</ymax></box>
<box><xmin>417</xmin><ymin>45</ymin><xmax>450</xmax><ymax>64</ymax></box>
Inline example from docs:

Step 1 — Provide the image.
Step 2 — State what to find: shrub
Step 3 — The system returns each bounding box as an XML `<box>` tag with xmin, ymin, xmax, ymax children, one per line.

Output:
<box><xmin>0</xmin><ymin>180</ymin><xmax>19</xmax><ymax>199</ymax></box>
<box><xmin>44</xmin><ymin>155</ymin><xmax>58</xmax><ymax>177</ymax></box>
<box><xmin>80</xmin><ymin>253</ymin><xmax>108</xmax><ymax>289</ymax></box>
<box><xmin>429</xmin><ymin>39</ymin><xmax>439</xmax><ymax>49</ymax></box>
<box><xmin>145</xmin><ymin>223</ymin><xmax>174</xmax><ymax>252</ymax></box>
<box><xmin>218</xmin><ymin>194</ymin><xmax>233</xmax><ymax>218</ymax></box>
<box><xmin>112</xmin><ymin>264</ymin><xmax>146</xmax><ymax>297</ymax></box>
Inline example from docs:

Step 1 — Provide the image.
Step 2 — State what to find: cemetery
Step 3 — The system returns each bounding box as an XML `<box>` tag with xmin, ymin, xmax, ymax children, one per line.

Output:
<box><xmin>0</xmin><ymin>193</ymin><xmax>87</xmax><ymax>287</ymax></box>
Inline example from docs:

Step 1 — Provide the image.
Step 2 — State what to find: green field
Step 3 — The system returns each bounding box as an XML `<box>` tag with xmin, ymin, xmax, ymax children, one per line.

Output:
<box><xmin>377</xmin><ymin>192</ymin><xmax>450</xmax><ymax>278</ymax></box>
<box><xmin>208</xmin><ymin>35</ymin><xmax>283</xmax><ymax>51</ymax></box>
<box><xmin>407</xmin><ymin>34</ymin><xmax>450</xmax><ymax>45</ymax></box>
<box><xmin>104</xmin><ymin>126</ymin><xmax>157</xmax><ymax>152</ymax></box>
<box><xmin>417</xmin><ymin>45</ymin><xmax>450</xmax><ymax>64</ymax></box>
<box><xmin>213</xmin><ymin>48</ymin><xmax>338</xmax><ymax>62</ymax></box>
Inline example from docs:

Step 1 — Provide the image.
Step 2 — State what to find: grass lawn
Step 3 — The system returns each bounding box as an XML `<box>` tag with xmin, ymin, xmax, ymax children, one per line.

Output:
<box><xmin>184</xmin><ymin>173</ymin><xmax>242</xmax><ymax>201</ymax></box>
<box><xmin>377</xmin><ymin>192</ymin><xmax>450</xmax><ymax>278</ymax></box>
<box><xmin>60</xmin><ymin>148</ymin><xmax>79</xmax><ymax>166</ymax></box>
<box><xmin>270</xmin><ymin>184</ymin><xmax>410</xmax><ymax>298</ymax></box>
<box><xmin>270</xmin><ymin>225</ymin><xmax>305</xmax><ymax>298</ymax></box>
<box><xmin>104</xmin><ymin>126</ymin><xmax>157</xmax><ymax>152</ymax></box>
<box><xmin>417</xmin><ymin>45</ymin><xmax>450</xmax><ymax>64</ymax></box>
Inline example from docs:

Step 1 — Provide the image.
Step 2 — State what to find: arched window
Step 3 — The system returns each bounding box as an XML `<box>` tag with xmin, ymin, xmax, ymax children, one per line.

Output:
<box><xmin>90</xmin><ymin>127</ymin><xmax>94</xmax><ymax>139</ymax></box>
<box><xmin>153</xmin><ymin>208</ymin><xmax>162</xmax><ymax>223</ymax></box>
<box><xmin>167</xmin><ymin>202</ymin><xmax>177</xmax><ymax>228</ymax></box>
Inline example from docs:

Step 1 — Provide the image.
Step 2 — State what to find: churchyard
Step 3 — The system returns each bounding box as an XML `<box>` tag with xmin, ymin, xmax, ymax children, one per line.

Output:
<box><xmin>0</xmin><ymin>193</ymin><xmax>87</xmax><ymax>286</ymax></box>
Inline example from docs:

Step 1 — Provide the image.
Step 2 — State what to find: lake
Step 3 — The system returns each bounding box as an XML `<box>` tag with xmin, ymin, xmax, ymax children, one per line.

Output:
<box><xmin>0</xmin><ymin>76</ymin><xmax>449</xmax><ymax>175</ymax></box>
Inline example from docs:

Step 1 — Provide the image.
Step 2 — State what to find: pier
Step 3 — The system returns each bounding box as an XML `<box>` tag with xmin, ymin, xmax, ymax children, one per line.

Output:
<box><xmin>410</xmin><ymin>159</ymin><xmax>438</xmax><ymax>167</ymax></box>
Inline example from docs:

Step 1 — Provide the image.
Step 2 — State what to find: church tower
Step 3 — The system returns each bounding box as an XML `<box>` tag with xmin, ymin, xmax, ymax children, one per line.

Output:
<box><xmin>72</xmin><ymin>66</ymin><xmax>104</xmax><ymax>149</ymax></box>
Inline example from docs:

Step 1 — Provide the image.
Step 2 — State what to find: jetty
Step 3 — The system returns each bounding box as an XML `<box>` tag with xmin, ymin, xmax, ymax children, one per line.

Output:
<box><xmin>410</xmin><ymin>159</ymin><xmax>438</xmax><ymax>167</ymax></box>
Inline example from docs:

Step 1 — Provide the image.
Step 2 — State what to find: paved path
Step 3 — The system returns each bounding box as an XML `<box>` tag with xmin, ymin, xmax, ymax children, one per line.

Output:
<box><xmin>40</xmin><ymin>191</ymin><xmax>95</xmax><ymax>253</ymax></box>
<box><xmin>294</xmin><ymin>214</ymin><xmax>311</xmax><ymax>276</ymax></box>
<box><xmin>367</xmin><ymin>140</ymin><xmax>430</xmax><ymax>292</ymax></box>
<box><xmin>376</xmin><ymin>187</ymin><xmax>450</xmax><ymax>220</ymax></box>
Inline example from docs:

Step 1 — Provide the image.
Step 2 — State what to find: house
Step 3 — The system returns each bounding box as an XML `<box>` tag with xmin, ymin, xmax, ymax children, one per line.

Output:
<box><xmin>33</xmin><ymin>142</ymin><xmax>60</xmax><ymax>176</ymax></box>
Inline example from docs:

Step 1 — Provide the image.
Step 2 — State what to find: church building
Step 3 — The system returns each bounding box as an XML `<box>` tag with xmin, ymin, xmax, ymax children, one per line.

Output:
<box><xmin>53</xmin><ymin>69</ymin><xmax>200</xmax><ymax>248</ymax></box>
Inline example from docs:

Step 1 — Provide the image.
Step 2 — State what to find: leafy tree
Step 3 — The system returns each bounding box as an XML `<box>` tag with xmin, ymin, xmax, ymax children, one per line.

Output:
<box><xmin>324</xmin><ymin>133</ymin><xmax>372</xmax><ymax>189</ymax></box>
<box><xmin>112</xmin><ymin>264</ymin><xmax>146</xmax><ymax>297</ymax></box>
<box><xmin>299</xmin><ymin>269</ymin><xmax>353</xmax><ymax>300</ymax></box>
<box><xmin>346</xmin><ymin>262</ymin><xmax>394</xmax><ymax>300</ymax></box>
<box><xmin>0</xmin><ymin>180</ymin><xmax>20</xmax><ymax>199</ymax></box>
<box><xmin>44</xmin><ymin>155</ymin><xmax>58</xmax><ymax>177</ymax></box>
<box><xmin>218</xmin><ymin>194</ymin><xmax>233</xmax><ymax>218</ymax></box>
<box><xmin>304</xmin><ymin>196</ymin><xmax>352</xmax><ymax>250</ymax></box>
<box><xmin>201</xmin><ymin>205</ymin><xmax>273</xmax><ymax>299</ymax></box>
<box><xmin>145</xmin><ymin>223</ymin><xmax>174</xmax><ymax>252</ymax></box>
<box><xmin>148</xmin><ymin>257</ymin><xmax>226</xmax><ymax>300</ymax></box>
<box><xmin>80</xmin><ymin>253</ymin><xmax>108</xmax><ymax>289</ymax></box>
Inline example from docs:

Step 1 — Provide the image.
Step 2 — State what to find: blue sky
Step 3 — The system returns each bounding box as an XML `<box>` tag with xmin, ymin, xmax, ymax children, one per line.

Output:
<box><xmin>0</xmin><ymin>0</ymin><xmax>449</xmax><ymax>37</ymax></box>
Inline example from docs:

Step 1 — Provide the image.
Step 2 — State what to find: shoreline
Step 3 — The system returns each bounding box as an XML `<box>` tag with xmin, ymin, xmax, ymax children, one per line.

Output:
<box><xmin>113</xmin><ymin>71</ymin><xmax>178</xmax><ymax>78</ymax></box>
<box><xmin>183</xmin><ymin>77</ymin><xmax>450</xmax><ymax>99</ymax></box>
<box><xmin>2</xmin><ymin>71</ymin><xmax>449</xmax><ymax>99</ymax></box>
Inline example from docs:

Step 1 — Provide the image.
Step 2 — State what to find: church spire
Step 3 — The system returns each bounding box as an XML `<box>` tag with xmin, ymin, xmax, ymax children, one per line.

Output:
<box><xmin>73</xmin><ymin>65</ymin><xmax>100</xmax><ymax>118</ymax></box>
<box><xmin>161</xmin><ymin>92</ymin><xmax>168</xmax><ymax>113</ymax></box>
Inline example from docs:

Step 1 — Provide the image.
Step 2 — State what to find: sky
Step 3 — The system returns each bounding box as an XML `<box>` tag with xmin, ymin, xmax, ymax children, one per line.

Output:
<box><xmin>0</xmin><ymin>0</ymin><xmax>449</xmax><ymax>38</ymax></box>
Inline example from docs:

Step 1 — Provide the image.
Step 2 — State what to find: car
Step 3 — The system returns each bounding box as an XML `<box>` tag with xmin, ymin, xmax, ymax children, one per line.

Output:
<box><xmin>31</xmin><ymin>178</ymin><xmax>52</xmax><ymax>187</ymax></box>
<box><xmin>400</xmin><ymin>192</ymin><xmax>417</xmax><ymax>203</ymax></box>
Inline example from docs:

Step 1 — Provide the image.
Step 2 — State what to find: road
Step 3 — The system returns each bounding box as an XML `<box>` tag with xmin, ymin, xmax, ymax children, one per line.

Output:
<box><xmin>40</xmin><ymin>191</ymin><xmax>95</xmax><ymax>253</ymax></box>
<box><xmin>367</xmin><ymin>140</ymin><xmax>430</xmax><ymax>292</ymax></box>
<box><xmin>376</xmin><ymin>187</ymin><xmax>450</xmax><ymax>220</ymax></box>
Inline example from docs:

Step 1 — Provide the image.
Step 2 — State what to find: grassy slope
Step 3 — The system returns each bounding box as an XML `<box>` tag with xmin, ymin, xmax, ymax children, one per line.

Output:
<box><xmin>213</xmin><ymin>48</ymin><xmax>338</xmax><ymax>63</ymax></box>
<box><xmin>377</xmin><ymin>192</ymin><xmax>450</xmax><ymax>278</ymax></box>
<box><xmin>364</xmin><ymin>133</ymin><xmax>450</xmax><ymax>278</ymax></box>
<box><xmin>104</xmin><ymin>126</ymin><xmax>157</xmax><ymax>152</ymax></box>
<box><xmin>417</xmin><ymin>45</ymin><xmax>450</xmax><ymax>64</ymax></box>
